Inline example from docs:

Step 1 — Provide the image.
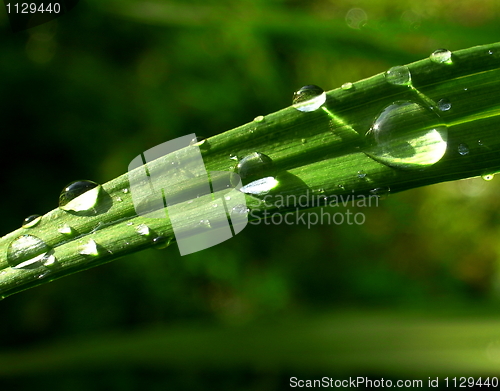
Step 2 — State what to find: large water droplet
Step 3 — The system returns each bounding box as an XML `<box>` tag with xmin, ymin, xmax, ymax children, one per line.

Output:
<box><xmin>482</xmin><ymin>173</ymin><xmax>495</xmax><ymax>181</ymax></box>
<box><xmin>385</xmin><ymin>65</ymin><xmax>412</xmax><ymax>86</ymax></box>
<box><xmin>59</xmin><ymin>180</ymin><xmax>101</xmax><ymax>212</ymax></box>
<box><xmin>254</xmin><ymin>115</ymin><xmax>265</xmax><ymax>123</ymax></box>
<box><xmin>430</xmin><ymin>49</ymin><xmax>452</xmax><ymax>64</ymax></box>
<box><xmin>365</xmin><ymin>101</ymin><xmax>448</xmax><ymax>169</ymax></box>
<box><xmin>236</xmin><ymin>152</ymin><xmax>273</xmax><ymax>179</ymax></box>
<box><xmin>7</xmin><ymin>235</ymin><xmax>52</xmax><ymax>269</ymax></box>
<box><xmin>292</xmin><ymin>85</ymin><xmax>327</xmax><ymax>112</ymax></box>
<box><xmin>458</xmin><ymin>143</ymin><xmax>469</xmax><ymax>156</ymax></box>
<box><xmin>22</xmin><ymin>214</ymin><xmax>41</xmax><ymax>228</ymax></box>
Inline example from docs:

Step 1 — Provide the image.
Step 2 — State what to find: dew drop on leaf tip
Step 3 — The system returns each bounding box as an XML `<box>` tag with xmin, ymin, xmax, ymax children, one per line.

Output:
<box><xmin>292</xmin><ymin>85</ymin><xmax>327</xmax><ymax>112</ymax></box>
<box><xmin>429</xmin><ymin>49</ymin><xmax>453</xmax><ymax>65</ymax></box>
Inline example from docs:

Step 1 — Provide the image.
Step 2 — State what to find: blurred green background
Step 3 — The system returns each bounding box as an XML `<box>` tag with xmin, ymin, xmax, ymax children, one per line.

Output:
<box><xmin>1</xmin><ymin>0</ymin><xmax>500</xmax><ymax>389</ymax></box>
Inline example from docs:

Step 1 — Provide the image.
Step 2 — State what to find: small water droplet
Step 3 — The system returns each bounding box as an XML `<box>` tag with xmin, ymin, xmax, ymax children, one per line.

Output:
<box><xmin>292</xmin><ymin>85</ymin><xmax>327</xmax><ymax>112</ymax></box>
<box><xmin>385</xmin><ymin>65</ymin><xmax>412</xmax><ymax>86</ymax></box>
<box><xmin>190</xmin><ymin>136</ymin><xmax>206</xmax><ymax>145</ymax></box>
<box><xmin>115</xmin><ymin>197</ymin><xmax>123</xmax><ymax>202</ymax></box>
<box><xmin>236</xmin><ymin>152</ymin><xmax>274</xmax><ymax>179</ymax></box>
<box><xmin>152</xmin><ymin>235</ymin><xmax>171</xmax><ymax>249</ymax></box>
<box><xmin>458</xmin><ymin>143</ymin><xmax>469</xmax><ymax>156</ymax></box>
<box><xmin>341</xmin><ymin>82</ymin><xmax>353</xmax><ymax>90</ymax></box>
<box><xmin>240</xmin><ymin>176</ymin><xmax>279</xmax><ymax>196</ymax></box>
<box><xmin>80</xmin><ymin>239</ymin><xmax>99</xmax><ymax>256</ymax></box>
<box><xmin>437</xmin><ymin>98</ymin><xmax>452</xmax><ymax>111</ymax></box>
<box><xmin>301</xmin><ymin>138</ymin><xmax>307</xmax><ymax>144</ymax></box>
<box><xmin>254</xmin><ymin>115</ymin><xmax>265</xmax><ymax>123</ymax></box>
<box><xmin>122</xmin><ymin>188</ymin><xmax>129</xmax><ymax>194</ymax></box>
<box><xmin>198</xmin><ymin>219</ymin><xmax>211</xmax><ymax>229</ymax></box>
<box><xmin>365</xmin><ymin>100</ymin><xmax>448</xmax><ymax>169</ymax></box>
<box><xmin>357</xmin><ymin>170</ymin><xmax>367</xmax><ymax>179</ymax></box>
<box><xmin>190</xmin><ymin>136</ymin><xmax>209</xmax><ymax>149</ymax></box>
<box><xmin>58</xmin><ymin>224</ymin><xmax>74</xmax><ymax>235</ymax></box>
<box><xmin>482</xmin><ymin>173</ymin><xmax>495</xmax><ymax>181</ymax></box>
<box><xmin>429</xmin><ymin>48</ymin><xmax>452</xmax><ymax>64</ymax></box>
<box><xmin>464</xmin><ymin>87</ymin><xmax>468</xmax><ymax>91</ymax></box>
<box><xmin>224</xmin><ymin>195</ymin><xmax>231</xmax><ymax>201</ymax></box>
<box><xmin>38</xmin><ymin>272</ymin><xmax>52</xmax><ymax>279</ymax></box>
<box><xmin>136</xmin><ymin>224</ymin><xmax>150</xmax><ymax>236</ymax></box>
<box><xmin>370</xmin><ymin>187</ymin><xmax>391</xmax><ymax>199</ymax></box>
<box><xmin>7</xmin><ymin>235</ymin><xmax>51</xmax><ymax>269</ymax></box>
<box><xmin>338</xmin><ymin>184</ymin><xmax>345</xmax><ymax>190</ymax></box>
<box><xmin>22</xmin><ymin>214</ymin><xmax>41</xmax><ymax>228</ymax></box>
<box><xmin>59</xmin><ymin>180</ymin><xmax>101</xmax><ymax>212</ymax></box>
<box><xmin>231</xmin><ymin>204</ymin><xmax>249</xmax><ymax>216</ymax></box>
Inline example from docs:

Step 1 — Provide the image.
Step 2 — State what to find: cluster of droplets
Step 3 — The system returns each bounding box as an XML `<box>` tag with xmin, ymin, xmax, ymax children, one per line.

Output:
<box><xmin>365</xmin><ymin>48</ymin><xmax>459</xmax><ymax>170</ymax></box>
<box><xmin>5</xmin><ymin>179</ymin><xmax>106</xmax><ymax>276</ymax></box>
<box><xmin>7</xmin><ymin>235</ymin><xmax>55</xmax><ymax>270</ymax></box>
